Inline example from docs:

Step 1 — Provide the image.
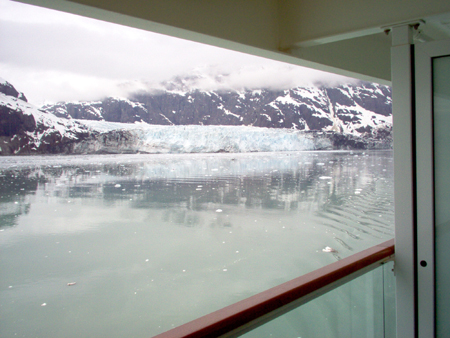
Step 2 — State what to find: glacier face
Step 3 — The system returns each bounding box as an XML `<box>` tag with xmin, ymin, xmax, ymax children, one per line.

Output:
<box><xmin>0</xmin><ymin>79</ymin><xmax>392</xmax><ymax>155</ymax></box>
<box><xmin>77</xmin><ymin>121</ymin><xmax>318</xmax><ymax>154</ymax></box>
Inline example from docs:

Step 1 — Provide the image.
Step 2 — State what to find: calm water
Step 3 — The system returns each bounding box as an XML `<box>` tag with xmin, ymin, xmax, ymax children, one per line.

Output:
<box><xmin>0</xmin><ymin>151</ymin><xmax>394</xmax><ymax>337</ymax></box>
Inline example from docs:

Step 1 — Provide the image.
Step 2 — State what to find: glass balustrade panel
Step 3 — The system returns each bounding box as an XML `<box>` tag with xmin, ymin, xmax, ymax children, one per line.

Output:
<box><xmin>241</xmin><ymin>261</ymin><xmax>396</xmax><ymax>338</ymax></box>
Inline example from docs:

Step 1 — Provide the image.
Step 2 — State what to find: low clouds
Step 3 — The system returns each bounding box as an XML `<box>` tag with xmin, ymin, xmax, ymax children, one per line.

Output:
<box><xmin>0</xmin><ymin>0</ymin><xmax>355</xmax><ymax>105</ymax></box>
<box><xmin>174</xmin><ymin>65</ymin><xmax>354</xmax><ymax>92</ymax></box>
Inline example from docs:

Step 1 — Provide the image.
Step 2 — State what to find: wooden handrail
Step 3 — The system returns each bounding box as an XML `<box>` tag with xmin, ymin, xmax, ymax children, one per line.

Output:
<box><xmin>153</xmin><ymin>239</ymin><xmax>395</xmax><ymax>338</ymax></box>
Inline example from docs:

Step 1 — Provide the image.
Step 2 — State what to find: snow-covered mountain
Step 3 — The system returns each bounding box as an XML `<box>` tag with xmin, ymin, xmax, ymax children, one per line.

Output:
<box><xmin>0</xmin><ymin>78</ymin><xmax>392</xmax><ymax>155</ymax></box>
<box><xmin>43</xmin><ymin>81</ymin><xmax>392</xmax><ymax>139</ymax></box>
<box><xmin>0</xmin><ymin>80</ymin><xmax>92</xmax><ymax>155</ymax></box>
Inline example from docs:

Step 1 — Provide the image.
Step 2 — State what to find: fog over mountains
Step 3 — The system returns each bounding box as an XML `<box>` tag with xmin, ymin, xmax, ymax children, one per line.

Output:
<box><xmin>0</xmin><ymin>77</ymin><xmax>392</xmax><ymax>155</ymax></box>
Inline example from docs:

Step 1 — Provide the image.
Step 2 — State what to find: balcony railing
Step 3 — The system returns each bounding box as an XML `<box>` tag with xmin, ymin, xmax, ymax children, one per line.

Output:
<box><xmin>153</xmin><ymin>239</ymin><xmax>395</xmax><ymax>338</ymax></box>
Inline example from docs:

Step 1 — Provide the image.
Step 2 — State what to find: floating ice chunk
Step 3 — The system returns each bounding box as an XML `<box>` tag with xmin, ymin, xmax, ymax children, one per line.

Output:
<box><xmin>41</xmin><ymin>303</ymin><xmax>47</xmax><ymax>306</ymax></box>
<box><xmin>317</xmin><ymin>163</ymin><xmax>325</xmax><ymax>166</ymax></box>
<box><xmin>114</xmin><ymin>184</ymin><xmax>121</xmax><ymax>188</ymax></box>
<box><xmin>319</xmin><ymin>176</ymin><xmax>332</xmax><ymax>180</ymax></box>
<box><xmin>216</xmin><ymin>209</ymin><xmax>223</xmax><ymax>213</ymax></box>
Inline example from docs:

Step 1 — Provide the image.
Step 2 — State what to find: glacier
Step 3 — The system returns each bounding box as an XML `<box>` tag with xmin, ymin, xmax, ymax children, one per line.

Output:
<box><xmin>78</xmin><ymin>120</ymin><xmax>320</xmax><ymax>153</ymax></box>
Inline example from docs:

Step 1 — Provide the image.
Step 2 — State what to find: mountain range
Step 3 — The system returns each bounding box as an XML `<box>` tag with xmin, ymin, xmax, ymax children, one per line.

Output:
<box><xmin>0</xmin><ymin>77</ymin><xmax>392</xmax><ymax>155</ymax></box>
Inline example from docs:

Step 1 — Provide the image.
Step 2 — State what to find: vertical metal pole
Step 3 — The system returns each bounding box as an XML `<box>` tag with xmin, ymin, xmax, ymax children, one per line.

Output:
<box><xmin>391</xmin><ymin>24</ymin><xmax>417</xmax><ymax>338</ymax></box>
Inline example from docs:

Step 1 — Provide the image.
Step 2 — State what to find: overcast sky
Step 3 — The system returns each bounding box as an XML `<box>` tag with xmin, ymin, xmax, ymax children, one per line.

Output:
<box><xmin>0</xmin><ymin>0</ymin><xmax>355</xmax><ymax>105</ymax></box>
